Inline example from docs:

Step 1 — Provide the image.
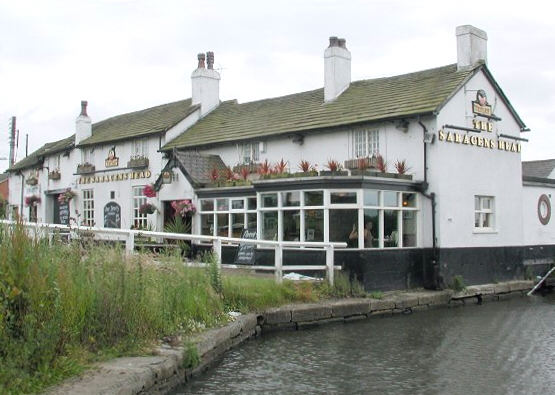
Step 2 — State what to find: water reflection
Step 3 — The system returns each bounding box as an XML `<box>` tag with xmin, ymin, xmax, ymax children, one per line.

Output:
<box><xmin>173</xmin><ymin>295</ymin><xmax>555</xmax><ymax>394</ymax></box>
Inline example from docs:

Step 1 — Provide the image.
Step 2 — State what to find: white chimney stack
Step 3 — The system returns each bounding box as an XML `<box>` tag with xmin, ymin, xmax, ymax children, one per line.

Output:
<box><xmin>324</xmin><ymin>36</ymin><xmax>351</xmax><ymax>102</ymax></box>
<box><xmin>456</xmin><ymin>25</ymin><xmax>488</xmax><ymax>71</ymax></box>
<box><xmin>75</xmin><ymin>100</ymin><xmax>92</xmax><ymax>145</ymax></box>
<box><xmin>191</xmin><ymin>51</ymin><xmax>220</xmax><ymax>116</ymax></box>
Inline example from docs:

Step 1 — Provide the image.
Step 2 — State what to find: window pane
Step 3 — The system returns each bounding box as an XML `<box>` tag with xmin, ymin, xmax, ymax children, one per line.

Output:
<box><xmin>201</xmin><ymin>214</ymin><xmax>214</xmax><ymax>236</ymax></box>
<box><xmin>402</xmin><ymin>193</ymin><xmax>416</xmax><ymax>208</ymax></box>
<box><xmin>363</xmin><ymin>209</ymin><xmax>379</xmax><ymax>248</ymax></box>
<box><xmin>483</xmin><ymin>213</ymin><xmax>492</xmax><ymax>228</ymax></box>
<box><xmin>363</xmin><ymin>190</ymin><xmax>379</xmax><ymax>206</ymax></box>
<box><xmin>231</xmin><ymin>213</ymin><xmax>244</xmax><ymax>238</ymax></box>
<box><xmin>383</xmin><ymin>191</ymin><xmax>398</xmax><ymax>207</ymax></box>
<box><xmin>261</xmin><ymin>193</ymin><xmax>278</xmax><ymax>208</ymax></box>
<box><xmin>217</xmin><ymin>213</ymin><xmax>228</xmax><ymax>237</ymax></box>
<box><xmin>246</xmin><ymin>212</ymin><xmax>257</xmax><ymax>231</ymax></box>
<box><xmin>330</xmin><ymin>192</ymin><xmax>357</xmax><ymax>204</ymax></box>
<box><xmin>283</xmin><ymin>210</ymin><xmax>300</xmax><ymax>241</ymax></box>
<box><xmin>402</xmin><ymin>211</ymin><xmax>417</xmax><ymax>247</ymax></box>
<box><xmin>201</xmin><ymin>199</ymin><xmax>214</xmax><ymax>211</ymax></box>
<box><xmin>384</xmin><ymin>210</ymin><xmax>399</xmax><ymax>248</ymax></box>
<box><xmin>261</xmin><ymin>211</ymin><xmax>278</xmax><ymax>240</ymax></box>
<box><xmin>247</xmin><ymin>197</ymin><xmax>257</xmax><ymax>210</ymax></box>
<box><xmin>282</xmin><ymin>191</ymin><xmax>300</xmax><ymax>207</ymax></box>
<box><xmin>475</xmin><ymin>213</ymin><xmax>481</xmax><ymax>228</ymax></box>
<box><xmin>330</xmin><ymin>209</ymin><xmax>358</xmax><ymax>248</ymax></box>
<box><xmin>482</xmin><ymin>198</ymin><xmax>491</xmax><ymax>210</ymax></box>
<box><xmin>475</xmin><ymin>197</ymin><xmax>480</xmax><ymax>211</ymax></box>
<box><xmin>216</xmin><ymin>199</ymin><xmax>228</xmax><ymax>211</ymax></box>
<box><xmin>231</xmin><ymin>199</ymin><xmax>244</xmax><ymax>210</ymax></box>
<box><xmin>305</xmin><ymin>191</ymin><xmax>323</xmax><ymax>206</ymax></box>
<box><xmin>304</xmin><ymin>209</ymin><xmax>324</xmax><ymax>242</ymax></box>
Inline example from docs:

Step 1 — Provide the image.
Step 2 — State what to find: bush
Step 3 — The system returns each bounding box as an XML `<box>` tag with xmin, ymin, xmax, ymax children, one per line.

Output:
<box><xmin>449</xmin><ymin>275</ymin><xmax>466</xmax><ymax>292</ymax></box>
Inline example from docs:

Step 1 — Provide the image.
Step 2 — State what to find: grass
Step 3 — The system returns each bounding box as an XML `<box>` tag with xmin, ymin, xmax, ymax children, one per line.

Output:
<box><xmin>0</xmin><ymin>221</ymin><xmax>368</xmax><ymax>394</ymax></box>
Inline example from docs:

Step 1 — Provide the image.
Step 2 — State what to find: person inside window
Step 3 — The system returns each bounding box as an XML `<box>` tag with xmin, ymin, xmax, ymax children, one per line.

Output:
<box><xmin>349</xmin><ymin>222</ymin><xmax>374</xmax><ymax>248</ymax></box>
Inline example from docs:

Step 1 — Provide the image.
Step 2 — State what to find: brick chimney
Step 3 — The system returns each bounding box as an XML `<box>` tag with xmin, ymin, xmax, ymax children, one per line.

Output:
<box><xmin>324</xmin><ymin>36</ymin><xmax>351</xmax><ymax>102</ymax></box>
<box><xmin>191</xmin><ymin>51</ymin><xmax>220</xmax><ymax>116</ymax></box>
<box><xmin>75</xmin><ymin>100</ymin><xmax>92</xmax><ymax>145</ymax></box>
<box><xmin>456</xmin><ymin>25</ymin><xmax>487</xmax><ymax>71</ymax></box>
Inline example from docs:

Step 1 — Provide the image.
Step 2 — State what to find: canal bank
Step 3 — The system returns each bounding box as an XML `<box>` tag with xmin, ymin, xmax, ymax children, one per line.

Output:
<box><xmin>44</xmin><ymin>279</ymin><xmax>539</xmax><ymax>395</ymax></box>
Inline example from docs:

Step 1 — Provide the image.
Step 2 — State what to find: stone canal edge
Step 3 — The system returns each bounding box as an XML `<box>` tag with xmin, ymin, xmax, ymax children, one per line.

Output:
<box><xmin>44</xmin><ymin>280</ymin><xmax>533</xmax><ymax>395</ymax></box>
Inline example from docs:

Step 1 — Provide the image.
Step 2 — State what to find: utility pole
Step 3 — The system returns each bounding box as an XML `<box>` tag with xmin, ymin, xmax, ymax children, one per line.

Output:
<box><xmin>9</xmin><ymin>116</ymin><xmax>16</xmax><ymax>167</ymax></box>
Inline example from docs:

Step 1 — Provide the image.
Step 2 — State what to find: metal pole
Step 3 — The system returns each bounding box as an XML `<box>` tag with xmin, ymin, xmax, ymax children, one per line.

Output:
<box><xmin>527</xmin><ymin>266</ymin><xmax>555</xmax><ymax>296</ymax></box>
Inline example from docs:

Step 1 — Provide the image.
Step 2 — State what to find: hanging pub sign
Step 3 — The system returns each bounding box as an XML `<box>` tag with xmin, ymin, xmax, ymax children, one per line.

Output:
<box><xmin>472</xmin><ymin>89</ymin><xmax>493</xmax><ymax>117</ymax></box>
<box><xmin>105</xmin><ymin>146</ymin><xmax>119</xmax><ymax>168</ymax></box>
<box><xmin>162</xmin><ymin>171</ymin><xmax>173</xmax><ymax>184</ymax></box>
<box><xmin>104</xmin><ymin>202</ymin><xmax>121</xmax><ymax>228</ymax></box>
<box><xmin>234</xmin><ymin>229</ymin><xmax>257</xmax><ymax>265</ymax></box>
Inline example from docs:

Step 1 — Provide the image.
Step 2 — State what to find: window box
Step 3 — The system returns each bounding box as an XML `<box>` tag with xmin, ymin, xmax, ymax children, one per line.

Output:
<box><xmin>25</xmin><ymin>176</ymin><xmax>38</xmax><ymax>186</ymax></box>
<box><xmin>127</xmin><ymin>156</ymin><xmax>149</xmax><ymax>169</ymax></box>
<box><xmin>319</xmin><ymin>170</ymin><xmax>349</xmax><ymax>176</ymax></box>
<box><xmin>233</xmin><ymin>163</ymin><xmax>259</xmax><ymax>174</ymax></box>
<box><xmin>350</xmin><ymin>169</ymin><xmax>379</xmax><ymax>176</ymax></box>
<box><xmin>344</xmin><ymin>157</ymin><xmax>378</xmax><ymax>170</ymax></box>
<box><xmin>293</xmin><ymin>170</ymin><xmax>319</xmax><ymax>177</ymax></box>
<box><xmin>76</xmin><ymin>163</ymin><xmax>95</xmax><ymax>174</ymax></box>
<box><xmin>48</xmin><ymin>170</ymin><xmax>61</xmax><ymax>180</ymax></box>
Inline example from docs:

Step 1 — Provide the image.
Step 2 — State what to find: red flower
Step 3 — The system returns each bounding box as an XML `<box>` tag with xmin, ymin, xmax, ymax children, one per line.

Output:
<box><xmin>143</xmin><ymin>184</ymin><xmax>156</xmax><ymax>198</ymax></box>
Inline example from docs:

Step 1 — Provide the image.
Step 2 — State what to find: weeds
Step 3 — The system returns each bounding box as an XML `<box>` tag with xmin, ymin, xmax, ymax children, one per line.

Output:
<box><xmin>449</xmin><ymin>275</ymin><xmax>466</xmax><ymax>292</ymax></box>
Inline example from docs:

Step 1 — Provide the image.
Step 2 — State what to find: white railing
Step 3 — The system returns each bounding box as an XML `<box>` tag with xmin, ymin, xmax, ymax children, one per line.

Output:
<box><xmin>0</xmin><ymin>220</ymin><xmax>346</xmax><ymax>285</ymax></box>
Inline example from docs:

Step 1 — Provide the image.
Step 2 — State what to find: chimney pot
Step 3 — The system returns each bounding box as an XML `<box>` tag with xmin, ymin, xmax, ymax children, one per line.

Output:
<box><xmin>329</xmin><ymin>36</ymin><xmax>339</xmax><ymax>47</ymax></box>
<box><xmin>206</xmin><ymin>51</ymin><xmax>214</xmax><ymax>70</ymax></box>
<box><xmin>197</xmin><ymin>53</ymin><xmax>206</xmax><ymax>69</ymax></box>
<box><xmin>80</xmin><ymin>100</ymin><xmax>88</xmax><ymax>116</ymax></box>
<box><xmin>338</xmin><ymin>38</ymin><xmax>346</xmax><ymax>49</ymax></box>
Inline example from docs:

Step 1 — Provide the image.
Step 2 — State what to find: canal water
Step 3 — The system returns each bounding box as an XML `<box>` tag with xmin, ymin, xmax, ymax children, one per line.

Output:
<box><xmin>173</xmin><ymin>294</ymin><xmax>555</xmax><ymax>394</ymax></box>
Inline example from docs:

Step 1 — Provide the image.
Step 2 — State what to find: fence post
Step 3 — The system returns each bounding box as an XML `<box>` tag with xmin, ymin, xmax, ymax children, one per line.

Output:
<box><xmin>325</xmin><ymin>244</ymin><xmax>334</xmax><ymax>286</ymax></box>
<box><xmin>275</xmin><ymin>244</ymin><xmax>283</xmax><ymax>284</ymax></box>
<box><xmin>213</xmin><ymin>238</ymin><xmax>222</xmax><ymax>266</ymax></box>
<box><xmin>126</xmin><ymin>231</ymin><xmax>135</xmax><ymax>254</ymax></box>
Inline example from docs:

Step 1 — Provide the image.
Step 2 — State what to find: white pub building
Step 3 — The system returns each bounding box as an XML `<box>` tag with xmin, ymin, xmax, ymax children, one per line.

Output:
<box><xmin>8</xmin><ymin>26</ymin><xmax>554</xmax><ymax>290</ymax></box>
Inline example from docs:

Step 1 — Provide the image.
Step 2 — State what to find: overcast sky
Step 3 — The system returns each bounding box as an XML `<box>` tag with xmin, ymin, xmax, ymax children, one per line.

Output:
<box><xmin>1</xmin><ymin>0</ymin><xmax>553</xmax><ymax>172</ymax></box>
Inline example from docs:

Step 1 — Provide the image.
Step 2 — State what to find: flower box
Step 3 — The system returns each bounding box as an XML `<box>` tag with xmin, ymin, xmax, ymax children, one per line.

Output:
<box><xmin>344</xmin><ymin>157</ymin><xmax>377</xmax><ymax>170</ymax></box>
<box><xmin>319</xmin><ymin>170</ymin><xmax>349</xmax><ymax>176</ymax></box>
<box><xmin>233</xmin><ymin>163</ymin><xmax>259</xmax><ymax>174</ymax></box>
<box><xmin>293</xmin><ymin>170</ymin><xmax>319</xmax><ymax>177</ymax></box>
<box><xmin>49</xmin><ymin>170</ymin><xmax>61</xmax><ymax>180</ymax></box>
<box><xmin>350</xmin><ymin>169</ymin><xmax>379</xmax><ymax>176</ymax></box>
<box><xmin>127</xmin><ymin>157</ymin><xmax>149</xmax><ymax>169</ymax></box>
<box><xmin>76</xmin><ymin>163</ymin><xmax>95</xmax><ymax>174</ymax></box>
<box><xmin>26</xmin><ymin>177</ymin><xmax>38</xmax><ymax>186</ymax></box>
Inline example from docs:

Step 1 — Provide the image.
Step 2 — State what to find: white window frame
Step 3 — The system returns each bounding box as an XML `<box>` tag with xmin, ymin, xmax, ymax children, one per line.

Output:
<box><xmin>132</xmin><ymin>185</ymin><xmax>147</xmax><ymax>229</ymax></box>
<box><xmin>81</xmin><ymin>148</ymin><xmax>94</xmax><ymax>164</ymax></box>
<box><xmin>241</xmin><ymin>142</ymin><xmax>260</xmax><ymax>164</ymax></box>
<box><xmin>474</xmin><ymin>195</ymin><xmax>495</xmax><ymax>232</ymax></box>
<box><xmin>82</xmin><ymin>189</ymin><xmax>94</xmax><ymax>226</ymax></box>
<box><xmin>353</xmin><ymin>129</ymin><xmax>379</xmax><ymax>158</ymax></box>
<box><xmin>132</xmin><ymin>138</ymin><xmax>148</xmax><ymax>159</ymax></box>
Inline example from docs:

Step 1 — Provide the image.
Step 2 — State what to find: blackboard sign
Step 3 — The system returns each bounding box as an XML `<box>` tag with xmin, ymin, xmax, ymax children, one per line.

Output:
<box><xmin>234</xmin><ymin>229</ymin><xmax>257</xmax><ymax>265</ymax></box>
<box><xmin>104</xmin><ymin>202</ymin><xmax>121</xmax><ymax>228</ymax></box>
<box><xmin>58</xmin><ymin>201</ymin><xmax>70</xmax><ymax>225</ymax></box>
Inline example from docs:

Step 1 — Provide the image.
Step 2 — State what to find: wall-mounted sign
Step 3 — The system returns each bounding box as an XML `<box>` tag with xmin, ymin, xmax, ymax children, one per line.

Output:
<box><xmin>234</xmin><ymin>229</ymin><xmax>257</xmax><ymax>265</ymax></box>
<box><xmin>104</xmin><ymin>202</ymin><xmax>121</xmax><ymax>228</ymax></box>
<box><xmin>538</xmin><ymin>194</ymin><xmax>551</xmax><ymax>225</ymax></box>
<box><xmin>472</xmin><ymin>89</ymin><xmax>492</xmax><ymax>117</ymax></box>
<box><xmin>438</xmin><ymin>129</ymin><xmax>521</xmax><ymax>153</ymax></box>
<box><xmin>162</xmin><ymin>171</ymin><xmax>173</xmax><ymax>184</ymax></box>
<box><xmin>105</xmin><ymin>146</ymin><xmax>119</xmax><ymax>168</ymax></box>
<box><xmin>78</xmin><ymin>170</ymin><xmax>152</xmax><ymax>184</ymax></box>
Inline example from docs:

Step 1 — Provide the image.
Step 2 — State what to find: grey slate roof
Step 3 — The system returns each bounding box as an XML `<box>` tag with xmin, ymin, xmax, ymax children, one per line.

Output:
<box><xmin>522</xmin><ymin>159</ymin><xmax>555</xmax><ymax>179</ymax></box>
<box><xmin>9</xmin><ymin>135</ymin><xmax>75</xmax><ymax>172</ymax></box>
<box><xmin>163</xmin><ymin>64</ymin><xmax>479</xmax><ymax>150</ymax></box>
<box><xmin>78</xmin><ymin>99</ymin><xmax>198</xmax><ymax>147</ymax></box>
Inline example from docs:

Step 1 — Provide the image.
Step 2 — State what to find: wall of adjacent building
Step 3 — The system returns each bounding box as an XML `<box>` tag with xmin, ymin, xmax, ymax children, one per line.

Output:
<box><xmin>522</xmin><ymin>184</ymin><xmax>555</xmax><ymax>245</ymax></box>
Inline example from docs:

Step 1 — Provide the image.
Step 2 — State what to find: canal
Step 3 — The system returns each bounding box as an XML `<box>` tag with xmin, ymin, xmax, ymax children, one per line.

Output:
<box><xmin>173</xmin><ymin>294</ymin><xmax>555</xmax><ymax>394</ymax></box>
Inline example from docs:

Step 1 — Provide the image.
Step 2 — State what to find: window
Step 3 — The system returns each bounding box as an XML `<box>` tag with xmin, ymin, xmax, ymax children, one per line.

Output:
<box><xmin>474</xmin><ymin>196</ymin><xmax>495</xmax><ymax>230</ymax></box>
<box><xmin>199</xmin><ymin>196</ymin><xmax>257</xmax><ymax>238</ymax></box>
<box><xmin>241</xmin><ymin>142</ymin><xmax>259</xmax><ymax>164</ymax></box>
<box><xmin>132</xmin><ymin>138</ymin><xmax>148</xmax><ymax>158</ymax></box>
<box><xmin>133</xmin><ymin>186</ymin><xmax>147</xmax><ymax>229</ymax></box>
<box><xmin>81</xmin><ymin>148</ymin><xmax>94</xmax><ymax>164</ymax></box>
<box><xmin>353</xmin><ymin>129</ymin><xmax>379</xmax><ymax>158</ymax></box>
<box><xmin>82</xmin><ymin>189</ymin><xmax>94</xmax><ymax>226</ymax></box>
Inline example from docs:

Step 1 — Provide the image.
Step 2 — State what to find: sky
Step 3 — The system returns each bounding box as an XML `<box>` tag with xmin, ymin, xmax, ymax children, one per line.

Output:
<box><xmin>1</xmin><ymin>0</ymin><xmax>554</xmax><ymax>172</ymax></box>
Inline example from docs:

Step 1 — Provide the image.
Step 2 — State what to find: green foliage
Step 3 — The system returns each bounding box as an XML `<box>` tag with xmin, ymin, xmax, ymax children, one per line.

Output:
<box><xmin>317</xmin><ymin>271</ymin><xmax>367</xmax><ymax>298</ymax></box>
<box><xmin>524</xmin><ymin>266</ymin><xmax>534</xmax><ymax>281</ymax></box>
<box><xmin>369</xmin><ymin>291</ymin><xmax>384</xmax><ymax>299</ymax></box>
<box><xmin>449</xmin><ymin>275</ymin><xmax>466</xmax><ymax>292</ymax></box>
<box><xmin>202</xmin><ymin>252</ymin><xmax>223</xmax><ymax>296</ymax></box>
<box><xmin>164</xmin><ymin>216</ymin><xmax>191</xmax><ymax>256</ymax></box>
<box><xmin>182</xmin><ymin>341</ymin><xmax>200</xmax><ymax>370</ymax></box>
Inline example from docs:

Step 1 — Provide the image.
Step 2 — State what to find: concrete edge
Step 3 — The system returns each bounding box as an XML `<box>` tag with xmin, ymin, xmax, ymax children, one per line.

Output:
<box><xmin>44</xmin><ymin>280</ymin><xmax>534</xmax><ymax>395</ymax></box>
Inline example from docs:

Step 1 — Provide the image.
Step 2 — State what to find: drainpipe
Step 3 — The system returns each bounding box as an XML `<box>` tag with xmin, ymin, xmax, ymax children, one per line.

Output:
<box><xmin>418</xmin><ymin>120</ymin><xmax>441</xmax><ymax>289</ymax></box>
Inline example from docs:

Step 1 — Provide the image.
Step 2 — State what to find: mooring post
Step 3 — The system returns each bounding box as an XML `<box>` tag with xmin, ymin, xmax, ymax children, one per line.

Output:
<box><xmin>213</xmin><ymin>238</ymin><xmax>222</xmax><ymax>266</ymax></box>
<box><xmin>125</xmin><ymin>231</ymin><xmax>135</xmax><ymax>254</ymax></box>
<box><xmin>275</xmin><ymin>244</ymin><xmax>283</xmax><ymax>284</ymax></box>
<box><xmin>325</xmin><ymin>244</ymin><xmax>334</xmax><ymax>286</ymax></box>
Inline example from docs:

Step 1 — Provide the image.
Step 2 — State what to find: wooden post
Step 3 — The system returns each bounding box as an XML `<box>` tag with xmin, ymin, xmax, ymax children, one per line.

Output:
<box><xmin>325</xmin><ymin>244</ymin><xmax>334</xmax><ymax>286</ymax></box>
<box><xmin>213</xmin><ymin>238</ymin><xmax>222</xmax><ymax>266</ymax></box>
<box><xmin>275</xmin><ymin>244</ymin><xmax>283</xmax><ymax>284</ymax></box>
<box><xmin>126</xmin><ymin>231</ymin><xmax>135</xmax><ymax>254</ymax></box>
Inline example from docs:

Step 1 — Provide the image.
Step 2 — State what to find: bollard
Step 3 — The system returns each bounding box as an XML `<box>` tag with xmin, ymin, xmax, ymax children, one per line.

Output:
<box><xmin>126</xmin><ymin>231</ymin><xmax>135</xmax><ymax>254</ymax></box>
<box><xmin>325</xmin><ymin>245</ymin><xmax>334</xmax><ymax>286</ymax></box>
<box><xmin>213</xmin><ymin>238</ymin><xmax>222</xmax><ymax>266</ymax></box>
<box><xmin>275</xmin><ymin>245</ymin><xmax>283</xmax><ymax>284</ymax></box>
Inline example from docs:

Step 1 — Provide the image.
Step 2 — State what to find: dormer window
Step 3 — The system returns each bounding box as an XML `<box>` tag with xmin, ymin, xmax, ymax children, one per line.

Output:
<box><xmin>353</xmin><ymin>129</ymin><xmax>379</xmax><ymax>158</ymax></box>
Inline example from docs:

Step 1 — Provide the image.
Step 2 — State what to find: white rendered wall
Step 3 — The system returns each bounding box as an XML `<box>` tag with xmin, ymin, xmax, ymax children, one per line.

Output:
<box><xmin>522</xmin><ymin>185</ymin><xmax>555</xmax><ymax>245</ymax></box>
<box><xmin>431</xmin><ymin>69</ymin><xmax>525</xmax><ymax>248</ymax></box>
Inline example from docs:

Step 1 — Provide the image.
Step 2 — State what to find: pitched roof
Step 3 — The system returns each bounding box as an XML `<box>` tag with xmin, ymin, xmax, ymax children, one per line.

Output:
<box><xmin>522</xmin><ymin>159</ymin><xmax>555</xmax><ymax>179</ymax></box>
<box><xmin>9</xmin><ymin>135</ymin><xmax>75</xmax><ymax>172</ymax></box>
<box><xmin>174</xmin><ymin>150</ymin><xmax>227</xmax><ymax>186</ymax></box>
<box><xmin>78</xmin><ymin>99</ymin><xmax>198</xmax><ymax>147</ymax></box>
<box><xmin>163</xmin><ymin>64</ymin><xmax>476</xmax><ymax>150</ymax></box>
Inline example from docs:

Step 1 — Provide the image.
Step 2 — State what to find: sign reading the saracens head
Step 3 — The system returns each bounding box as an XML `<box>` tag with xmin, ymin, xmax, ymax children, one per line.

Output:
<box><xmin>472</xmin><ymin>89</ymin><xmax>492</xmax><ymax>117</ymax></box>
<box><xmin>105</xmin><ymin>146</ymin><xmax>119</xmax><ymax>168</ymax></box>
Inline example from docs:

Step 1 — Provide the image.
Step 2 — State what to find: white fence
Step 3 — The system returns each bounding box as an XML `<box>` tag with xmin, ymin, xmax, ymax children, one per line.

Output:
<box><xmin>0</xmin><ymin>220</ymin><xmax>347</xmax><ymax>285</ymax></box>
